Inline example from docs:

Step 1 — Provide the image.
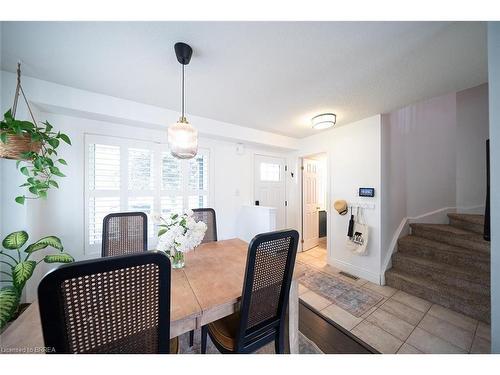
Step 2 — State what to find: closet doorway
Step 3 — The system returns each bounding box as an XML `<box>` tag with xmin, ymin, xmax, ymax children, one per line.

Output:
<box><xmin>301</xmin><ymin>153</ymin><xmax>328</xmax><ymax>255</ymax></box>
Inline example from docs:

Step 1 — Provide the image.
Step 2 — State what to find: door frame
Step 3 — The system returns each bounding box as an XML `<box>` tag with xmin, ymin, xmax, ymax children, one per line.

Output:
<box><xmin>298</xmin><ymin>151</ymin><xmax>330</xmax><ymax>255</ymax></box>
<box><xmin>253</xmin><ymin>153</ymin><xmax>287</xmax><ymax>229</ymax></box>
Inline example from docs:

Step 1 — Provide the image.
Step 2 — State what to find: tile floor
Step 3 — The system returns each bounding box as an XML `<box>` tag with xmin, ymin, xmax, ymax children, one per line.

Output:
<box><xmin>297</xmin><ymin>239</ymin><xmax>491</xmax><ymax>354</ymax></box>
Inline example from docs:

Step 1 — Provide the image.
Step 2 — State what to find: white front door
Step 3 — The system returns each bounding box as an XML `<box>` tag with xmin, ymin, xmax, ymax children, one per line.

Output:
<box><xmin>302</xmin><ymin>158</ymin><xmax>320</xmax><ymax>250</ymax></box>
<box><xmin>254</xmin><ymin>155</ymin><xmax>286</xmax><ymax>229</ymax></box>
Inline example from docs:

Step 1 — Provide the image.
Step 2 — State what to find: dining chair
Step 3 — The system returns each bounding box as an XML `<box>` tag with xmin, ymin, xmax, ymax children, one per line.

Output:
<box><xmin>192</xmin><ymin>208</ymin><xmax>218</xmax><ymax>243</ymax></box>
<box><xmin>38</xmin><ymin>251</ymin><xmax>177</xmax><ymax>354</ymax></box>
<box><xmin>201</xmin><ymin>229</ymin><xmax>299</xmax><ymax>354</ymax></box>
<box><xmin>188</xmin><ymin>208</ymin><xmax>218</xmax><ymax>347</ymax></box>
<box><xmin>102</xmin><ymin>212</ymin><xmax>148</xmax><ymax>257</ymax></box>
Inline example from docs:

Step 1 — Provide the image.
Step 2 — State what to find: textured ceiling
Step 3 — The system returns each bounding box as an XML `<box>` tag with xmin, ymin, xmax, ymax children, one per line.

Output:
<box><xmin>1</xmin><ymin>21</ymin><xmax>487</xmax><ymax>138</ymax></box>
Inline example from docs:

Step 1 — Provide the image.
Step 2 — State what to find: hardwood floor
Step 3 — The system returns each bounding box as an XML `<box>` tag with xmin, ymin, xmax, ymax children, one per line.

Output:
<box><xmin>299</xmin><ymin>301</ymin><xmax>378</xmax><ymax>354</ymax></box>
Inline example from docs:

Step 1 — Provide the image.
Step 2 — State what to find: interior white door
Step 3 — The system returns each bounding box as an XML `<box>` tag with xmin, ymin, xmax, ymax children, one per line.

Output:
<box><xmin>302</xmin><ymin>158</ymin><xmax>320</xmax><ymax>250</ymax></box>
<box><xmin>254</xmin><ymin>155</ymin><xmax>286</xmax><ymax>229</ymax></box>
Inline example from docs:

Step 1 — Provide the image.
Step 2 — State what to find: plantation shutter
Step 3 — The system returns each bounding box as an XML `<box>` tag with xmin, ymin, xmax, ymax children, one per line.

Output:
<box><xmin>85</xmin><ymin>134</ymin><xmax>211</xmax><ymax>254</ymax></box>
<box><xmin>87</xmin><ymin>143</ymin><xmax>121</xmax><ymax>245</ymax></box>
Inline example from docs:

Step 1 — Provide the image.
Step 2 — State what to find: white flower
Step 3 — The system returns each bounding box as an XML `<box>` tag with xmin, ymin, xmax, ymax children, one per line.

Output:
<box><xmin>152</xmin><ymin>213</ymin><xmax>162</xmax><ymax>224</ymax></box>
<box><xmin>155</xmin><ymin>211</ymin><xmax>207</xmax><ymax>255</ymax></box>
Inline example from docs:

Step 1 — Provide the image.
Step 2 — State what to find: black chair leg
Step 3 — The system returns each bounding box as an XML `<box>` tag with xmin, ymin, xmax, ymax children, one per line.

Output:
<box><xmin>189</xmin><ymin>330</ymin><xmax>194</xmax><ymax>347</ymax></box>
<box><xmin>201</xmin><ymin>325</ymin><xmax>208</xmax><ymax>354</ymax></box>
<box><xmin>275</xmin><ymin>329</ymin><xmax>285</xmax><ymax>354</ymax></box>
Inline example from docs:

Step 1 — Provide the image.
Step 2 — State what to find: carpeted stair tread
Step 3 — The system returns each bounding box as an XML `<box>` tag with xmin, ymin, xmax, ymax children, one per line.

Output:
<box><xmin>397</xmin><ymin>235</ymin><xmax>489</xmax><ymax>271</ymax></box>
<box><xmin>410</xmin><ymin>223</ymin><xmax>490</xmax><ymax>253</ymax></box>
<box><xmin>392</xmin><ymin>253</ymin><xmax>490</xmax><ymax>293</ymax></box>
<box><xmin>447</xmin><ymin>213</ymin><xmax>485</xmax><ymax>225</ymax></box>
<box><xmin>447</xmin><ymin>213</ymin><xmax>485</xmax><ymax>235</ymax></box>
<box><xmin>385</xmin><ymin>270</ymin><xmax>490</xmax><ymax>323</ymax></box>
<box><xmin>385</xmin><ymin>269</ymin><xmax>489</xmax><ymax>303</ymax></box>
<box><xmin>411</xmin><ymin>223</ymin><xmax>483</xmax><ymax>237</ymax></box>
<box><xmin>399</xmin><ymin>235</ymin><xmax>489</xmax><ymax>259</ymax></box>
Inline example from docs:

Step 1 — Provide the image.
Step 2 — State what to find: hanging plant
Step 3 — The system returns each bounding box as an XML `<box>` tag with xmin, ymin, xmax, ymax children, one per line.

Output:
<box><xmin>0</xmin><ymin>63</ymin><xmax>71</xmax><ymax>204</ymax></box>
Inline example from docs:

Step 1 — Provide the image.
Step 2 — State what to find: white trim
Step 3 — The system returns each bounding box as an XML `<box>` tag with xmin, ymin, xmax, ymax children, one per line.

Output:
<box><xmin>296</xmin><ymin>152</ymin><xmax>331</xmax><ymax>256</ymax></box>
<box><xmin>328</xmin><ymin>257</ymin><xmax>380</xmax><ymax>284</ymax></box>
<box><xmin>380</xmin><ymin>205</ymin><xmax>485</xmax><ymax>284</ymax></box>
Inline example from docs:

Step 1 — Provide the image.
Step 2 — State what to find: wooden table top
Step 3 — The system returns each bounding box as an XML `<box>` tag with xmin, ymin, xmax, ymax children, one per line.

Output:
<box><xmin>0</xmin><ymin>238</ymin><xmax>303</xmax><ymax>352</ymax></box>
<box><xmin>184</xmin><ymin>238</ymin><xmax>248</xmax><ymax>312</ymax></box>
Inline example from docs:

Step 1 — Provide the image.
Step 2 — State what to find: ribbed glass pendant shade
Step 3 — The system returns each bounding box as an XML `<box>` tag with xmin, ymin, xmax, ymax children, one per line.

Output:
<box><xmin>168</xmin><ymin>117</ymin><xmax>198</xmax><ymax>159</ymax></box>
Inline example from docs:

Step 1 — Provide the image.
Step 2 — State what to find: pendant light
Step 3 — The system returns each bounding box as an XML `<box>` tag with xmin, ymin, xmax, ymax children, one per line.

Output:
<box><xmin>168</xmin><ymin>42</ymin><xmax>198</xmax><ymax>159</ymax></box>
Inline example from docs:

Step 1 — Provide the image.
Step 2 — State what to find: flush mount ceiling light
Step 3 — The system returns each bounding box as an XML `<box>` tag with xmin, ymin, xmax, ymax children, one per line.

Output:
<box><xmin>311</xmin><ymin>113</ymin><xmax>336</xmax><ymax>130</ymax></box>
<box><xmin>168</xmin><ymin>42</ymin><xmax>198</xmax><ymax>159</ymax></box>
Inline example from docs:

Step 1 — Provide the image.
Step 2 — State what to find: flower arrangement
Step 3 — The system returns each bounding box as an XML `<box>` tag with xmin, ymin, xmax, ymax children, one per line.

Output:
<box><xmin>155</xmin><ymin>210</ymin><xmax>207</xmax><ymax>268</ymax></box>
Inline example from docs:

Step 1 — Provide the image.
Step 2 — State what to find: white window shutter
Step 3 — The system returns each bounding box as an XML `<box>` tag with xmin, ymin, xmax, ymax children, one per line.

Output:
<box><xmin>86</xmin><ymin>135</ymin><xmax>210</xmax><ymax>253</ymax></box>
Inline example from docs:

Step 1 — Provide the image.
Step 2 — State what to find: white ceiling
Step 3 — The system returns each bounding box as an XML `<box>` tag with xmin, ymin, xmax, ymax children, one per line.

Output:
<box><xmin>0</xmin><ymin>21</ymin><xmax>487</xmax><ymax>138</ymax></box>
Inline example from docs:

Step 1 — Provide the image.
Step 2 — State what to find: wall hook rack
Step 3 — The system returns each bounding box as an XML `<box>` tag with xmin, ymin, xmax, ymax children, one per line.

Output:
<box><xmin>347</xmin><ymin>202</ymin><xmax>376</xmax><ymax>210</ymax></box>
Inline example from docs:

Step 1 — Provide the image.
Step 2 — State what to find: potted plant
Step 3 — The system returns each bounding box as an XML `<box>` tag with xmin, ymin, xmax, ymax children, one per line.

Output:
<box><xmin>0</xmin><ymin>230</ymin><xmax>74</xmax><ymax>329</ymax></box>
<box><xmin>0</xmin><ymin>63</ymin><xmax>72</xmax><ymax>204</ymax></box>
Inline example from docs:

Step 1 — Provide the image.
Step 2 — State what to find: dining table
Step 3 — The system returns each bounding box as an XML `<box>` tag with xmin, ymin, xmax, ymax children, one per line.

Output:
<box><xmin>0</xmin><ymin>238</ymin><xmax>304</xmax><ymax>354</ymax></box>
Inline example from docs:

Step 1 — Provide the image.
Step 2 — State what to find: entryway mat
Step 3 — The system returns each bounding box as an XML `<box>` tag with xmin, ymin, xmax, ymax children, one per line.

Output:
<box><xmin>299</xmin><ymin>267</ymin><xmax>383</xmax><ymax>317</ymax></box>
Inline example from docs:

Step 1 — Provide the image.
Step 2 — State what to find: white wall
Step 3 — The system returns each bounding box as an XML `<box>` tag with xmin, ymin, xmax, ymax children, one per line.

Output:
<box><xmin>0</xmin><ymin>71</ymin><xmax>294</xmax><ymax>302</ymax></box>
<box><xmin>289</xmin><ymin>115</ymin><xmax>382</xmax><ymax>283</ymax></box>
<box><xmin>488</xmin><ymin>21</ymin><xmax>500</xmax><ymax>354</ymax></box>
<box><xmin>381</xmin><ymin>93</ymin><xmax>457</xmax><ymax>272</ymax></box>
<box><xmin>456</xmin><ymin>83</ymin><xmax>489</xmax><ymax>212</ymax></box>
<box><xmin>381</xmin><ymin>85</ymin><xmax>489</xmax><ymax>275</ymax></box>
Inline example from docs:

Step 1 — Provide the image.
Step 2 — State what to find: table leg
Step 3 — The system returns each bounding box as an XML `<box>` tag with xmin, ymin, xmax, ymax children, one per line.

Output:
<box><xmin>286</xmin><ymin>279</ymin><xmax>299</xmax><ymax>354</ymax></box>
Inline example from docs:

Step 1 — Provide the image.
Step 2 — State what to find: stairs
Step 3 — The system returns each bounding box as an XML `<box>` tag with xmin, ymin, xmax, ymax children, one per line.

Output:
<box><xmin>385</xmin><ymin>213</ymin><xmax>490</xmax><ymax>323</ymax></box>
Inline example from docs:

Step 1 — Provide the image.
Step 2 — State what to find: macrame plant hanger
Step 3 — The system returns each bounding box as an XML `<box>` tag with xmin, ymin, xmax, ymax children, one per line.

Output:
<box><xmin>11</xmin><ymin>62</ymin><xmax>37</xmax><ymax>124</ymax></box>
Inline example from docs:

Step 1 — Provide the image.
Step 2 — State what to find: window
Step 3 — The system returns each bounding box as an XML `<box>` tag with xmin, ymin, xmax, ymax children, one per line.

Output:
<box><xmin>85</xmin><ymin>135</ymin><xmax>210</xmax><ymax>254</ymax></box>
<box><xmin>260</xmin><ymin>162</ymin><xmax>281</xmax><ymax>181</ymax></box>
<box><xmin>188</xmin><ymin>153</ymin><xmax>209</xmax><ymax>208</ymax></box>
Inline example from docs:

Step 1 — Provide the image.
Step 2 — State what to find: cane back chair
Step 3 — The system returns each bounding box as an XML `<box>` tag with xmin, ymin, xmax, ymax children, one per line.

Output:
<box><xmin>201</xmin><ymin>229</ymin><xmax>299</xmax><ymax>354</ymax></box>
<box><xmin>102</xmin><ymin>212</ymin><xmax>148</xmax><ymax>257</ymax></box>
<box><xmin>38</xmin><ymin>251</ymin><xmax>176</xmax><ymax>354</ymax></box>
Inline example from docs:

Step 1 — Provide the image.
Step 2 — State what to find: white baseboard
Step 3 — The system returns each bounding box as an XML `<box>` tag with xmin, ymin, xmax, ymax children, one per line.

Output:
<box><xmin>327</xmin><ymin>256</ymin><xmax>380</xmax><ymax>284</ymax></box>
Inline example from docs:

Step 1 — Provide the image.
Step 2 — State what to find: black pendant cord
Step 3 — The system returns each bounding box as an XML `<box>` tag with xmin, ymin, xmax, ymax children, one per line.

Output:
<box><xmin>181</xmin><ymin>64</ymin><xmax>185</xmax><ymax>119</ymax></box>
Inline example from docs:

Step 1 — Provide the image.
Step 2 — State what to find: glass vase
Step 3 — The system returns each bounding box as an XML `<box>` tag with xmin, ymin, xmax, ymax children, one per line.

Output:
<box><xmin>171</xmin><ymin>249</ymin><xmax>185</xmax><ymax>269</ymax></box>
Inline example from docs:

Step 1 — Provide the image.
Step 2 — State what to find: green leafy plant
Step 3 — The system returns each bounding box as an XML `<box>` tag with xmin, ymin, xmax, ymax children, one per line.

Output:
<box><xmin>0</xmin><ymin>109</ymin><xmax>71</xmax><ymax>204</ymax></box>
<box><xmin>0</xmin><ymin>230</ymin><xmax>74</xmax><ymax>329</ymax></box>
